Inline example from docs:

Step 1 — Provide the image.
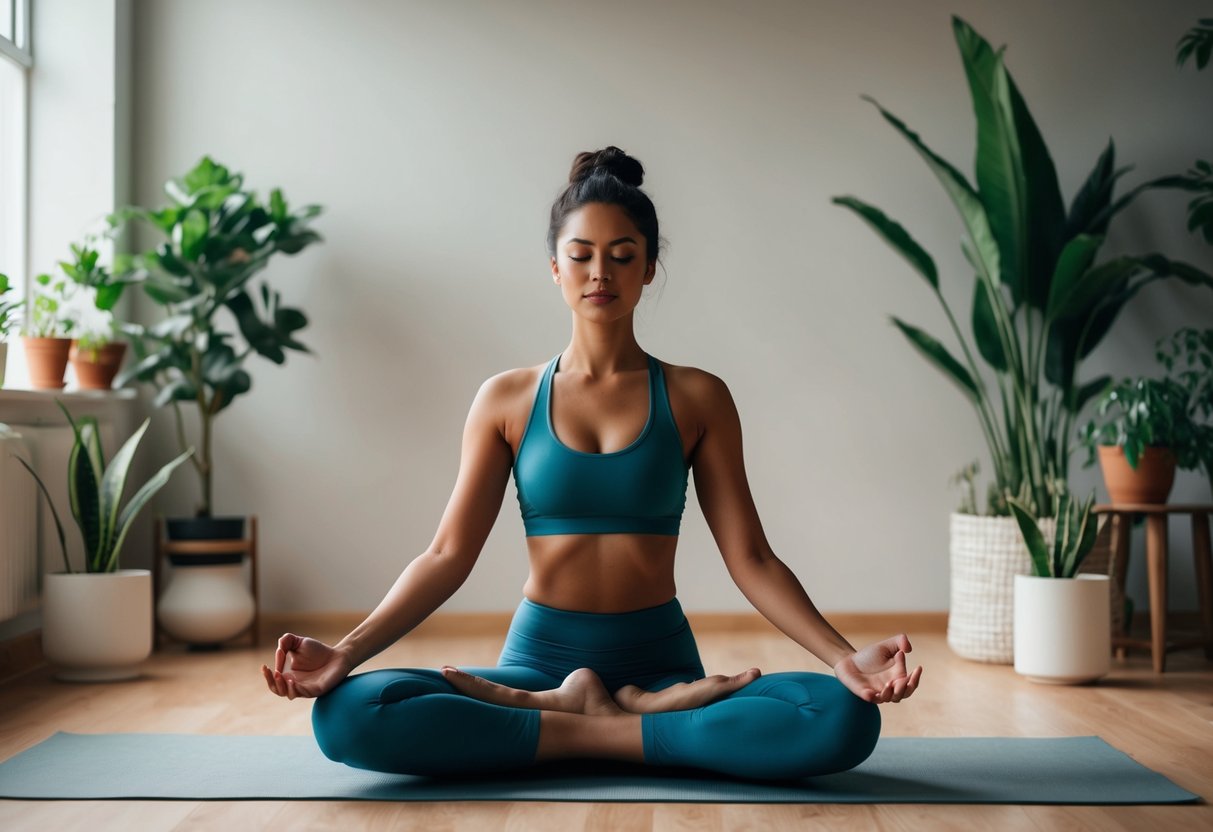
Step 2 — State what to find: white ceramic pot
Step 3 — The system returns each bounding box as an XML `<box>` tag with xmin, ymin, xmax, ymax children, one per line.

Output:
<box><xmin>42</xmin><ymin>570</ymin><xmax>153</xmax><ymax>682</ymax></box>
<box><xmin>157</xmin><ymin>562</ymin><xmax>255</xmax><ymax>645</ymax></box>
<box><xmin>1014</xmin><ymin>574</ymin><xmax>1111</xmax><ymax>684</ymax></box>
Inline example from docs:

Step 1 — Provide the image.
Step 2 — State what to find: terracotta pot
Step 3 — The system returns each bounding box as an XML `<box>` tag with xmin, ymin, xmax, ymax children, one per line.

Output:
<box><xmin>69</xmin><ymin>340</ymin><xmax>127</xmax><ymax>390</ymax></box>
<box><xmin>1097</xmin><ymin>445</ymin><xmax>1177</xmax><ymax>505</ymax></box>
<box><xmin>22</xmin><ymin>336</ymin><xmax>72</xmax><ymax>389</ymax></box>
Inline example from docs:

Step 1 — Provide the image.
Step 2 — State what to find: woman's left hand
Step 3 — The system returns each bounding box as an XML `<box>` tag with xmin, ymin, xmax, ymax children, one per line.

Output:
<box><xmin>832</xmin><ymin>634</ymin><xmax>923</xmax><ymax>704</ymax></box>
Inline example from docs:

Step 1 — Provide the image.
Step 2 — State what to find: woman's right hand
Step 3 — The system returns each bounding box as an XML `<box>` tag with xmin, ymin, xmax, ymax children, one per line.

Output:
<box><xmin>260</xmin><ymin>633</ymin><xmax>354</xmax><ymax>700</ymax></box>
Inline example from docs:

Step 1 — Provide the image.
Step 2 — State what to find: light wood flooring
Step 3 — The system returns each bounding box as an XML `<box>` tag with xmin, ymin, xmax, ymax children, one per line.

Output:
<box><xmin>0</xmin><ymin>612</ymin><xmax>1209</xmax><ymax>831</ymax></box>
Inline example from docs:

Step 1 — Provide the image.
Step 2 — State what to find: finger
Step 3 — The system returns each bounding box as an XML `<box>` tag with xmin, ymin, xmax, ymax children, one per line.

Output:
<box><xmin>286</xmin><ymin>677</ymin><xmax>296</xmax><ymax>701</ymax></box>
<box><xmin>275</xmin><ymin>644</ymin><xmax>286</xmax><ymax>674</ymax></box>
<box><xmin>906</xmin><ymin>665</ymin><xmax>924</xmax><ymax>695</ymax></box>
<box><xmin>890</xmin><ymin>677</ymin><xmax>909</xmax><ymax>703</ymax></box>
<box><xmin>898</xmin><ymin>633</ymin><xmax>912</xmax><ymax>654</ymax></box>
<box><xmin>272</xmin><ymin>668</ymin><xmax>289</xmax><ymax>697</ymax></box>
<box><xmin>261</xmin><ymin>665</ymin><xmax>280</xmax><ymax>696</ymax></box>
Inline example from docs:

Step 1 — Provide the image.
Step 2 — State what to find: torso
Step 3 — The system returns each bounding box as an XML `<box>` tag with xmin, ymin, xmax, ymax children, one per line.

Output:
<box><xmin>495</xmin><ymin>356</ymin><xmax>705</xmax><ymax>613</ymax></box>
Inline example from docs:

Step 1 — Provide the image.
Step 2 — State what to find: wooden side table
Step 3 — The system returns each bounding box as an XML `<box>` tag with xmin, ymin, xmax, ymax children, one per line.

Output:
<box><xmin>1094</xmin><ymin>504</ymin><xmax>1213</xmax><ymax>672</ymax></box>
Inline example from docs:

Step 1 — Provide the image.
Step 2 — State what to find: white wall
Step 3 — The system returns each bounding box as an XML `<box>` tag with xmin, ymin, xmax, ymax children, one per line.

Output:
<box><xmin>129</xmin><ymin>0</ymin><xmax>1213</xmax><ymax>614</ymax></box>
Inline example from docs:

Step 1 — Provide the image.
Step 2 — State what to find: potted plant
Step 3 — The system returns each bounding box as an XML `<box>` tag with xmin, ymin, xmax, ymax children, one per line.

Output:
<box><xmin>0</xmin><ymin>272</ymin><xmax>24</xmax><ymax>388</ymax></box>
<box><xmin>14</xmin><ymin>401</ymin><xmax>192</xmax><ymax>680</ymax></box>
<box><xmin>1008</xmin><ymin>489</ymin><xmax>1109</xmax><ymax>684</ymax></box>
<box><xmin>21</xmin><ymin>272</ymin><xmax>76</xmax><ymax>389</ymax></box>
<box><xmin>115</xmin><ymin>155</ymin><xmax>322</xmax><ymax>530</ymax></box>
<box><xmin>831</xmin><ymin>16</ymin><xmax>1211</xmax><ymax>662</ymax></box>
<box><xmin>1079</xmin><ymin>327</ymin><xmax>1213</xmax><ymax>504</ymax></box>
<box><xmin>58</xmin><ymin>233</ymin><xmax>137</xmax><ymax>390</ymax></box>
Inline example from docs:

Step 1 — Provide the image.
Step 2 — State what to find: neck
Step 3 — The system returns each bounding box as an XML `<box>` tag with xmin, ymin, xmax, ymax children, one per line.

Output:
<box><xmin>562</xmin><ymin>316</ymin><xmax>646</xmax><ymax>379</ymax></box>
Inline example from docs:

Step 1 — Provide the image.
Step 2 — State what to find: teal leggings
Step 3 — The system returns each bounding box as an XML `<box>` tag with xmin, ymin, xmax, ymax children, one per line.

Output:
<box><xmin>311</xmin><ymin>597</ymin><xmax>880</xmax><ymax>780</ymax></box>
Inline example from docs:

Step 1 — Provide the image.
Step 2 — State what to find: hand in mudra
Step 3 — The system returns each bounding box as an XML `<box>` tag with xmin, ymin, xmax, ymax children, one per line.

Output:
<box><xmin>260</xmin><ymin>633</ymin><xmax>354</xmax><ymax>700</ymax></box>
<box><xmin>833</xmin><ymin>634</ymin><xmax>923</xmax><ymax>704</ymax></box>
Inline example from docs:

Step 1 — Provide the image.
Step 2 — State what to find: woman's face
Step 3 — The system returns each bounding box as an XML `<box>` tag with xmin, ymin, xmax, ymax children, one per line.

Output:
<box><xmin>550</xmin><ymin>202</ymin><xmax>655</xmax><ymax>318</ymax></box>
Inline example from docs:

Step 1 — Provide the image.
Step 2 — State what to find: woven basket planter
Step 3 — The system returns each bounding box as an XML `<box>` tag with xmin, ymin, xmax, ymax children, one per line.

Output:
<box><xmin>947</xmin><ymin>513</ymin><xmax>1117</xmax><ymax>664</ymax></box>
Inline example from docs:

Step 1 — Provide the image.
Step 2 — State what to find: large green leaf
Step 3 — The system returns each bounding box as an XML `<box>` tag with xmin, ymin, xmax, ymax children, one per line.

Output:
<box><xmin>1045</xmin><ymin>235</ymin><xmax>1105</xmax><ymax>322</ymax></box>
<box><xmin>1067</xmin><ymin>374</ymin><xmax>1112</xmax><ymax>414</ymax></box>
<box><xmin>97</xmin><ymin>419</ymin><xmax>152</xmax><ymax>564</ymax></box>
<box><xmin>954</xmin><ymin>17</ymin><xmax>1028</xmax><ymax>300</ymax></box>
<box><xmin>971</xmin><ymin>278</ymin><xmax>1007</xmax><ymax>371</ymax></box>
<box><xmin>832</xmin><ymin>196</ymin><xmax>939</xmax><ymax>289</ymax></box>
<box><xmin>67</xmin><ymin>420</ymin><xmax>104</xmax><ymax>565</ymax></box>
<box><xmin>863</xmin><ymin>96</ymin><xmax>1001</xmax><ymax>285</ymax></box>
<box><xmin>178</xmin><ymin>209</ymin><xmax>208</xmax><ymax>262</ymax></box>
<box><xmin>1066</xmin><ymin>141</ymin><xmax>1132</xmax><ymax>238</ymax></box>
<box><xmin>108</xmin><ymin>448</ymin><xmax>196</xmax><ymax>572</ymax></box>
<box><xmin>1008</xmin><ymin>498</ymin><xmax>1052</xmax><ymax>577</ymax></box>
<box><xmin>890</xmin><ymin>317</ymin><xmax>979</xmax><ymax>401</ymax></box>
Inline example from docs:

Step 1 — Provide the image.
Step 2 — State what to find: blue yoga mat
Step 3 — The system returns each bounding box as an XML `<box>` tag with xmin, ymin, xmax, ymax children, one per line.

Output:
<box><xmin>0</xmin><ymin>732</ymin><xmax>1199</xmax><ymax>804</ymax></box>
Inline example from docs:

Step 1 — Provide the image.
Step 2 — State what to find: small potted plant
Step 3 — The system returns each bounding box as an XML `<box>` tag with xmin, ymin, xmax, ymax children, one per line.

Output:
<box><xmin>58</xmin><ymin>234</ymin><xmax>136</xmax><ymax>390</ymax></box>
<box><xmin>14</xmin><ymin>401</ymin><xmax>192</xmax><ymax>680</ymax></box>
<box><xmin>1009</xmin><ymin>488</ymin><xmax>1109</xmax><ymax>684</ymax></box>
<box><xmin>1079</xmin><ymin>327</ymin><xmax>1213</xmax><ymax>504</ymax></box>
<box><xmin>0</xmin><ymin>272</ymin><xmax>24</xmax><ymax>387</ymax></box>
<box><xmin>21</xmin><ymin>272</ymin><xmax>76</xmax><ymax>389</ymax></box>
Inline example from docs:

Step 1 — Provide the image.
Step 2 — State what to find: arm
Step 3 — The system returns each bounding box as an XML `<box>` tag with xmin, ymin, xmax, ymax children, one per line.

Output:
<box><xmin>266</xmin><ymin>374</ymin><xmax>514</xmax><ymax>698</ymax></box>
<box><xmin>689</xmin><ymin>371</ymin><xmax>921</xmax><ymax>702</ymax></box>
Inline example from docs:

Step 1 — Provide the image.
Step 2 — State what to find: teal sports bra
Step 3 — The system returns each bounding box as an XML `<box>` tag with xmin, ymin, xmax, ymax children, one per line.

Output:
<box><xmin>513</xmin><ymin>351</ymin><xmax>690</xmax><ymax>536</ymax></box>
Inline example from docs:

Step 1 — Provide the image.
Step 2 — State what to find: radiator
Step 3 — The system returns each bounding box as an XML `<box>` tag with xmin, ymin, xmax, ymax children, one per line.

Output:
<box><xmin>0</xmin><ymin>426</ymin><xmax>38</xmax><ymax>620</ymax></box>
<box><xmin>0</xmin><ymin>420</ymin><xmax>117</xmax><ymax>622</ymax></box>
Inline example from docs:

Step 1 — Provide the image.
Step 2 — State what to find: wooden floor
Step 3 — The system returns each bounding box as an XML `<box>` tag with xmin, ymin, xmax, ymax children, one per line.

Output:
<box><xmin>0</xmin><ymin>613</ymin><xmax>1209</xmax><ymax>831</ymax></box>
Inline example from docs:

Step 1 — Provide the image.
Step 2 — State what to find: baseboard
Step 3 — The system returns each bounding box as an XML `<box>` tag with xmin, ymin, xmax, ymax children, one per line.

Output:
<box><xmin>0</xmin><ymin>630</ymin><xmax>44</xmax><ymax>685</ymax></box>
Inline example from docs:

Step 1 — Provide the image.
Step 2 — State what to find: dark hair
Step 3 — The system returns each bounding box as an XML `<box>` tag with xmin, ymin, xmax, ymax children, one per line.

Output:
<box><xmin>546</xmin><ymin>146</ymin><xmax>662</xmax><ymax>264</ymax></box>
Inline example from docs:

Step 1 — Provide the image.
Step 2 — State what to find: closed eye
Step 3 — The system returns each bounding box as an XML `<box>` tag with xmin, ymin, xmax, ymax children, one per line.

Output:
<box><xmin>569</xmin><ymin>256</ymin><xmax>635</xmax><ymax>264</ymax></box>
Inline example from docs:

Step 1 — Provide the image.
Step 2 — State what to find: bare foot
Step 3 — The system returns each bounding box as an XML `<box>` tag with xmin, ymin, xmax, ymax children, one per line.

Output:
<box><xmin>613</xmin><ymin>668</ymin><xmax>762</xmax><ymax>713</ymax></box>
<box><xmin>440</xmin><ymin>666</ymin><xmax>625</xmax><ymax>716</ymax></box>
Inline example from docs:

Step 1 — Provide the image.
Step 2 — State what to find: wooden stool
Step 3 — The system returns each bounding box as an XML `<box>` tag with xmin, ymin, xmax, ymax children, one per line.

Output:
<box><xmin>1094</xmin><ymin>504</ymin><xmax>1213</xmax><ymax>672</ymax></box>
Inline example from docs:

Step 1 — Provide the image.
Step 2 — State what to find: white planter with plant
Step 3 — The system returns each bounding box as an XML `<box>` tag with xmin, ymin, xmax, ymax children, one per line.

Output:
<box><xmin>832</xmin><ymin>17</ymin><xmax>1210</xmax><ymax>661</ymax></box>
<box><xmin>1010</xmin><ymin>491</ymin><xmax>1110</xmax><ymax>684</ymax></box>
<box><xmin>16</xmin><ymin>402</ymin><xmax>192</xmax><ymax>681</ymax></box>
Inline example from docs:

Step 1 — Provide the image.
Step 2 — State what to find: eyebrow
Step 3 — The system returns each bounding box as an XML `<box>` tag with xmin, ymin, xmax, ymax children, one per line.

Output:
<box><xmin>567</xmin><ymin>237</ymin><xmax>637</xmax><ymax>246</ymax></box>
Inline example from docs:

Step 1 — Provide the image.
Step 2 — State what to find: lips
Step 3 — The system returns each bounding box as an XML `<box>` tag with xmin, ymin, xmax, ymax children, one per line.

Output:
<box><xmin>585</xmin><ymin>292</ymin><xmax>617</xmax><ymax>298</ymax></box>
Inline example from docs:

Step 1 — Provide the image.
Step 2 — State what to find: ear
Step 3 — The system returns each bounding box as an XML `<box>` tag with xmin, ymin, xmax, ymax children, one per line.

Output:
<box><xmin>551</xmin><ymin>256</ymin><xmax>560</xmax><ymax>283</ymax></box>
<box><xmin>643</xmin><ymin>260</ymin><xmax>656</xmax><ymax>284</ymax></box>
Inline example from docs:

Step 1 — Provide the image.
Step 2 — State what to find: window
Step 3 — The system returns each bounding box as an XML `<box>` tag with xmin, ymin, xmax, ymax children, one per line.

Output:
<box><xmin>0</xmin><ymin>0</ymin><xmax>30</xmax><ymax>301</ymax></box>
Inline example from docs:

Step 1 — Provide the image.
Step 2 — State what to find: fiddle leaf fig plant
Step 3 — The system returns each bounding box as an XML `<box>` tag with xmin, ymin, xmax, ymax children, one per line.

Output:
<box><xmin>113</xmin><ymin>156</ymin><xmax>323</xmax><ymax>517</ymax></box>
<box><xmin>833</xmin><ymin>15</ymin><xmax>1213</xmax><ymax>517</ymax></box>
<box><xmin>14</xmin><ymin>400</ymin><xmax>193</xmax><ymax>573</ymax></box>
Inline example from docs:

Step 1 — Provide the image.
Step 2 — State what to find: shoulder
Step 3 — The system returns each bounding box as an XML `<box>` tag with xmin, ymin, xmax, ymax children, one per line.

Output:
<box><xmin>656</xmin><ymin>358</ymin><xmax>734</xmax><ymax>407</ymax></box>
<box><xmin>467</xmin><ymin>360</ymin><xmax>550</xmax><ymax>441</ymax></box>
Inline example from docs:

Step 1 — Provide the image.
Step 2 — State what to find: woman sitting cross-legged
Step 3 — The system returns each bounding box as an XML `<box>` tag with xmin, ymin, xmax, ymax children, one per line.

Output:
<box><xmin>261</xmin><ymin>145</ymin><xmax>923</xmax><ymax>781</ymax></box>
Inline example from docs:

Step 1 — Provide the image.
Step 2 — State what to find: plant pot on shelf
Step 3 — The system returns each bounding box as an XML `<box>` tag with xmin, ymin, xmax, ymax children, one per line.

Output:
<box><xmin>1014</xmin><ymin>574</ymin><xmax>1111</xmax><ymax>684</ymax></box>
<box><xmin>156</xmin><ymin>516</ymin><xmax>257</xmax><ymax>650</ymax></box>
<box><xmin>1097</xmin><ymin>445</ymin><xmax>1177</xmax><ymax>505</ymax></box>
<box><xmin>22</xmin><ymin>336</ymin><xmax>72</xmax><ymax>389</ymax></box>
<box><xmin>69</xmin><ymin>341</ymin><xmax>127</xmax><ymax>390</ymax></box>
<box><xmin>42</xmin><ymin>569</ymin><xmax>154</xmax><ymax>682</ymax></box>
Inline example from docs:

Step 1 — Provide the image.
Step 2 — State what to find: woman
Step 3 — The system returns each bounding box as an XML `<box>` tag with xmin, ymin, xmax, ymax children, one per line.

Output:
<box><xmin>262</xmin><ymin>146</ymin><xmax>923</xmax><ymax>781</ymax></box>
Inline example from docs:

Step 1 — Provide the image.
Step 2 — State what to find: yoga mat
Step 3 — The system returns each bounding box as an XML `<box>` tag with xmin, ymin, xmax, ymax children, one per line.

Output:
<box><xmin>0</xmin><ymin>732</ymin><xmax>1199</xmax><ymax>804</ymax></box>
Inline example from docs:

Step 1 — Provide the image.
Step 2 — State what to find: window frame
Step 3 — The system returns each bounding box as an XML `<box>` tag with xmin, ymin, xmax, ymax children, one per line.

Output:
<box><xmin>0</xmin><ymin>0</ymin><xmax>30</xmax><ymax>307</ymax></box>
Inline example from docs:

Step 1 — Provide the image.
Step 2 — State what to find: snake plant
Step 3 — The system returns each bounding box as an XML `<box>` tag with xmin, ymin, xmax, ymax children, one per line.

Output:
<box><xmin>833</xmin><ymin>16</ymin><xmax>1213</xmax><ymax>517</ymax></box>
<box><xmin>14</xmin><ymin>400</ymin><xmax>193</xmax><ymax>573</ymax></box>
<box><xmin>1008</xmin><ymin>490</ymin><xmax>1099</xmax><ymax>579</ymax></box>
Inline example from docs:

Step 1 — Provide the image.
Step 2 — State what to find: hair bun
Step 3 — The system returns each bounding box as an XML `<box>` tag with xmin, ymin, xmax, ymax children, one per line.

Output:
<box><xmin>568</xmin><ymin>146</ymin><xmax>645</xmax><ymax>188</ymax></box>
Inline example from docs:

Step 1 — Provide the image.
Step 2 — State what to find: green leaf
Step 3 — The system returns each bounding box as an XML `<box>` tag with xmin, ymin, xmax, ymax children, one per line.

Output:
<box><xmin>890</xmin><ymin>317</ymin><xmax>980</xmax><ymax>401</ymax></box>
<box><xmin>831</xmin><ymin>196</ymin><xmax>938</xmax><ymax>289</ymax></box>
<box><xmin>179</xmin><ymin>209</ymin><xmax>208</xmax><ymax>262</ymax></box>
<box><xmin>270</xmin><ymin>188</ymin><xmax>287</xmax><ymax>223</ymax></box>
<box><xmin>13</xmin><ymin>456</ymin><xmax>73</xmax><ymax>573</ymax></box>
<box><xmin>108</xmin><ymin>447</ymin><xmax>196</xmax><ymax>570</ymax></box>
<box><xmin>1008</xmin><ymin>498</ymin><xmax>1052</xmax><ymax>577</ymax></box>
<box><xmin>863</xmin><ymin>96</ymin><xmax>1002</xmax><ymax>285</ymax></box>
<box><xmin>1068</xmin><ymin>375</ymin><xmax>1112</xmax><ymax>414</ymax></box>
<box><xmin>971</xmin><ymin>279</ymin><xmax>1007</xmax><ymax>371</ymax></box>
<box><xmin>97</xmin><ymin>420</ymin><xmax>152</xmax><ymax>563</ymax></box>
<box><xmin>1045</xmin><ymin>235</ymin><xmax>1105</xmax><ymax>322</ymax></box>
<box><xmin>94</xmin><ymin>282</ymin><xmax>125</xmax><ymax>311</ymax></box>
